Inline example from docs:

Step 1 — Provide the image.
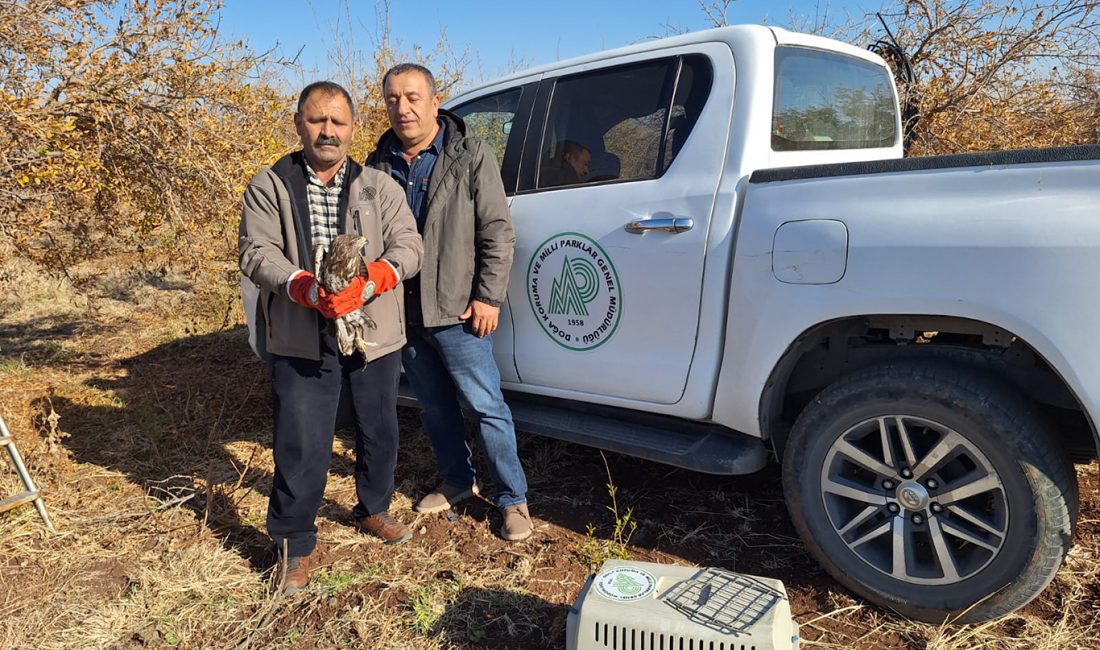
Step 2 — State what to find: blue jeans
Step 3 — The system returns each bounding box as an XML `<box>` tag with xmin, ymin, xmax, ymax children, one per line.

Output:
<box><xmin>402</xmin><ymin>322</ymin><xmax>528</xmax><ymax>508</ymax></box>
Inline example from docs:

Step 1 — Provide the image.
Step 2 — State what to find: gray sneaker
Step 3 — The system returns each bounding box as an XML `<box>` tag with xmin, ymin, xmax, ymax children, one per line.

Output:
<box><xmin>500</xmin><ymin>503</ymin><xmax>532</xmax><ymax>541</ymax></box>
<box><xmin>414</xmin><ymin>482</ymin><xmax>480</xmax><ymax>514</ymax></box>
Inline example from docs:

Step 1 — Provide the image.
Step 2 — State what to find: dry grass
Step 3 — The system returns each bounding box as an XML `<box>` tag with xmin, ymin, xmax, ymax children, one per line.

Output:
<box><xmin>2</xmin><ymin>254</ymin><xmax>1099</xmax><ymax>649</ymax></box>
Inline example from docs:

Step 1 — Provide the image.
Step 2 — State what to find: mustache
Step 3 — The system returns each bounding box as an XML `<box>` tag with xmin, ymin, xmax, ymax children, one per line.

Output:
<box><xmin>314</xmin><ymin>135</ymin><xmax>341</xmax><ymax>147</ymax></box>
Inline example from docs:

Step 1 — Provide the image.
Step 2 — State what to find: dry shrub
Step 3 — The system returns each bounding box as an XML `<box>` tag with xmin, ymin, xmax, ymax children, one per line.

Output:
<box><xmin>0</xmin><ymin>0</ymin><xmax>474</xmax><ymax>292</ymax></box>
<box><xmin>0</xmin><ymin>0</ymin><xmax>295</xmax><ymax>278</ymax></box>
<box><xmin>875</xmin><ymin>0</ymin><xmax>1100</xmax><ymax>154</ymax></box>
<box><xmin>704</xmin><ymin>1</ymin><xmax>1100</xmax><ymax>155</ymax></box>
<box><xmin>316</xmin><ymin>0</ymin><xmax>470</xmax><ymax>161</ymax></box>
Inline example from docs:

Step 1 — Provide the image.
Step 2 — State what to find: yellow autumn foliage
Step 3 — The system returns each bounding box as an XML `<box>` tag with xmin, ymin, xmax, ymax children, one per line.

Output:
<box><xmin>0</xmin><ymin>0</ymin><xmax>468</xmax><ymax>277</ymax></box>
<box><xmin>1</xmin><ymin>0</ymin><xmax>293</xmax><ymax>274</ymax></box>
<box><xmin>877</xmin><ymin>0</ymin><xmax>1100</xmax><ymax>154</ymax></box>
<box><xmin>0</xmin><ymin>0</ymin><xmax>1096</xmax><ymax>278</ymax></box>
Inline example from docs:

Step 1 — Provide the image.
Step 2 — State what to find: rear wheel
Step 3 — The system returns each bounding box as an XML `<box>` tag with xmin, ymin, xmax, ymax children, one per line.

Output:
<box><xmin>782</xmin><ymin>361</ymin><xmax>1077</xmax><ymax>622</ymax></box>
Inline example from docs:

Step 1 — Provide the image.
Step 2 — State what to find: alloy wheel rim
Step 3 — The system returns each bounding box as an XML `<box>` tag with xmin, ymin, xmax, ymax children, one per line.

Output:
<box><xmin>819</xmin><ymin>415</ymin><xmax>1008</xmax><ymax>585</ymax></box>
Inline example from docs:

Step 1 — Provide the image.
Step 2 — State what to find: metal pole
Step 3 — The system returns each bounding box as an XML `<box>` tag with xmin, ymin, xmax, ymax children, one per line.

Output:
<box><xmin>0</xmin><ymin>414</ymin><xmax>56</xmax><ymax>532</ymax></box>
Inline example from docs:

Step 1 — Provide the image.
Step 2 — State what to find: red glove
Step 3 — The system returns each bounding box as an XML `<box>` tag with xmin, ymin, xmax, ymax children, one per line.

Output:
<box><xmin>365</xmin><ymin>260</ymin><xmax>399</xmax><ymax>294</ymax></box>
<box><xmin>288</xmin><ymin>272</ymin><xmax>369</xmax><ymax>319</ymax></box>
<box><xmin>319</xmin><ymin>263</ymin><xmax>395</xmax><ymax>318</ymax></box>
<box><xmin>288</xmin><ymin>272</ymin><xmax>322</xmax><ymax>308</ymax></box>
<box><xmin>324</xmin><ymin>276</ymin><xmax>370</xmax><ymax>318</ymax></box>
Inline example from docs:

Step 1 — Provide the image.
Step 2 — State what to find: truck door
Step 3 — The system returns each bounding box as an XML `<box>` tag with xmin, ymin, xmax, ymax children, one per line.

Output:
<box><xmin>448</xmin><ymin>81</ymin><xmax>538</xmax><ymax>384</ymax></box>
<box><xmin>508</xmin><ymin>45</ymin><xmax>733</xmax><ymax>403</ymax></box>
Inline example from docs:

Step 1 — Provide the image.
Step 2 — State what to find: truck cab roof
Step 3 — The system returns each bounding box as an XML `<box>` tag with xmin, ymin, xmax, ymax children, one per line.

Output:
<box><xmin>450</xmin><ymin>24</ymin><xmax>890</xmax><ymax>104</ymax></box>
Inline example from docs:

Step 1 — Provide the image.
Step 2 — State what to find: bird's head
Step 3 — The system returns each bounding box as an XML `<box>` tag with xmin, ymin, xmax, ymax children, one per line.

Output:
<box><xmin>326</xmin><ymin>233</ymin><xmax>369</xmax><ymax>279</ymax></box>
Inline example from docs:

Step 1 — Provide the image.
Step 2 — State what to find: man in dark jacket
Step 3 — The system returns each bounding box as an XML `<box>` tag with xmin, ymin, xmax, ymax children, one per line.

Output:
<box><xmin>366</xmin><ymin>64</ymin><xmax>532</xmax><ymax>542</ymax></box>
<box><xmin>541</xmin><ymin>139</ymin><xmax>591</xmax><ymax>187</ymax></box>
<box><xmin>240</xmin><ymin>81</ymin><xmax>423</xmax><ymax>594</ymax></box>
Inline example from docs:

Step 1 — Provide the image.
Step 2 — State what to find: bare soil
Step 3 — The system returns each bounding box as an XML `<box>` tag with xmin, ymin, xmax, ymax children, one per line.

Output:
<box><xmin>2</xmin><ymin>260</ymin><xmax>1098</xmax><ymax>649</ymax></box>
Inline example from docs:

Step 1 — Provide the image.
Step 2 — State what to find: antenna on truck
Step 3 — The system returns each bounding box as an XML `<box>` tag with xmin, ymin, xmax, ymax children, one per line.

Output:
<box><xmin>869</xmin><ymin>12</ymin><xmax>919</xmax><ymax>153</ymax></box>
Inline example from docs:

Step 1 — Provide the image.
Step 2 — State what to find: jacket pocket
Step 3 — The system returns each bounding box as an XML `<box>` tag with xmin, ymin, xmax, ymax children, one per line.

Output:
<box><xmin>346</xmin><ymin>198</ymin><xmax>385</xmax><ymax>257</ymax></box>
<box><xmin>394</xmin><ymin>285</ymin><xmax>405</xmax><ymax>331</ymax></box>
<box><xmin>360</xmin><ymin>289</ymin><xmax>403</xmax><ymax>353</ymax></box>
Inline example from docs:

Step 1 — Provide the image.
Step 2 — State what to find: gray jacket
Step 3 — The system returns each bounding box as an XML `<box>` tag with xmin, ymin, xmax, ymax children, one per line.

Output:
<box><xmin>366</xmin><ymin>111</ymin><xmax>515</xmax><ymax>327</ymax></box>
<box><xmin>239</xmin><ymin>152</ymin><xmax>422</xmax><ymax>360</ymax></box>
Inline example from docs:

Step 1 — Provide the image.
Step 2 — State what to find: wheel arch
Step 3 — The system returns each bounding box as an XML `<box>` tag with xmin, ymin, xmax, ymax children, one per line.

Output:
<box><xmin>760</xmin><ymin>314</ymin><xmax>1099</xmax><ymax>463</ymax></box>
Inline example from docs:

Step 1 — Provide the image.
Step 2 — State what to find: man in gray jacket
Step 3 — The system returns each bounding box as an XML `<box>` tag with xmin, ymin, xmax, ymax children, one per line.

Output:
<box><xmin>366</xmin><ymin>64</ymin><xmax>532</xmax><ymax>542</ymax></box>
<box><xmin>240</xmin><ymin>81</ymin><xmax>423</xmax><ymax>594</ymax></box>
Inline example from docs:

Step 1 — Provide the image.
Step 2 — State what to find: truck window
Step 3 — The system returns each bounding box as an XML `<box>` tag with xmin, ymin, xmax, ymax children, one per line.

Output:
<box><xmin>663</xmin><ymin>55</ymin><xmax>712</xmax><ymax>173</ymax></box>
<box><xmin>450</xmin><ymin>87</ymin><xmax>523</xmax><ymax>163</ymax></box>
<box><xmin>772</xmin><ymin>46</ymin><xmax>897</xmax><ymax>151</ymax></box>
<box><xmin>535</xmin><ymin>55</ymin><xmax>712</xmax><ymax>189</ymax></box>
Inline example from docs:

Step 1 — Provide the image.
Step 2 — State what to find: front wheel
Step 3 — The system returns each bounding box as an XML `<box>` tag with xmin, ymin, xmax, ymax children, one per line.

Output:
<box><xmin>782</xmin><ymin>361</ymin><xmax>1077</xmax><ymax>623</ymax></box>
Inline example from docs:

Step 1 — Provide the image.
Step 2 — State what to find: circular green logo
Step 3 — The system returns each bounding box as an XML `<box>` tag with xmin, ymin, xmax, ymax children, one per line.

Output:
<box><xmin>594</xmin><ymin>567</ymin><xmax>657</xmax><ymax>602</ymax></box>
<box><xmin>527</xmin><ymin>232</ymin><xmax>622</xmax><ymax>351</ymax></box>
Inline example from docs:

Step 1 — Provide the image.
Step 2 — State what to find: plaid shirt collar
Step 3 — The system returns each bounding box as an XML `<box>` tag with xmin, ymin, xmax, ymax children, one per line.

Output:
<box><xmin>304</xmin><ymin>158</ymin><xmax>348</xmax><ymax>255</ymax></box>
<box><xmin>305</xmin><ymin>158</ymin><xmax>347</xmax><ymax>190</ymax></box>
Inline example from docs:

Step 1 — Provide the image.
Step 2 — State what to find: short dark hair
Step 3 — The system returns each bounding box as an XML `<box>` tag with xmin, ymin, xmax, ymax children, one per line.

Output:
<box><xmin>382</xmin><ymin>63</ymin><xmax>437</xmax><ymax>96</ymax></box>
<box><xmin>560</xmin><ymin>140</ymin><xmax>590</xmax><ymax>157</ymax></box>
<box><xmin>297</xmin><ymin>81</ymin><xmax>355</xmax><ymax>117</ymax></box>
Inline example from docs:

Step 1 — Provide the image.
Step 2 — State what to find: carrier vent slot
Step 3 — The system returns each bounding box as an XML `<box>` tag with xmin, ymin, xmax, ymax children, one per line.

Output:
<box><xmin>591</xmin><ymin>621</ymin><xmax>756</xmax><ymax>650</ymax></box>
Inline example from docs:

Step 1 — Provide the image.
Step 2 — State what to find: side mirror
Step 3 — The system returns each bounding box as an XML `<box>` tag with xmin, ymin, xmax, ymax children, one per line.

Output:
<box><xmin>502</xmin><ymin>121</ymin><xmax>512</xmax><ymax>135</ymax></box>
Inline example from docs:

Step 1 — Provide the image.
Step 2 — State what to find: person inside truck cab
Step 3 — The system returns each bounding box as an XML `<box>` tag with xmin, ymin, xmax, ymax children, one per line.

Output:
<box><xmin>541</xmin><ymin>139</ymin><xmax>591</xmax><ymax>186</ymax></box>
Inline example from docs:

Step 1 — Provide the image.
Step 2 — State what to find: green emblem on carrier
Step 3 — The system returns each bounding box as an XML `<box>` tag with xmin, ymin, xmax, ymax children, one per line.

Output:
<box><xmin>528</xmin><ymin>232</ymin><xmax>622</xmax><ymax>351</ymax></box>
<box><xmin>594</xmin><ymin>566</ymin><xmax>657</xmax><ymax>602</ymax></box>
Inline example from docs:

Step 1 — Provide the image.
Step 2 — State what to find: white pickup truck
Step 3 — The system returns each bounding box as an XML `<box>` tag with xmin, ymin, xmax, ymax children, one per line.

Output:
<box><xmin>241</xmin><ymin>24</ymin><xmax>1099</xmax><ymax>623</ymax></box>
<box><xmin>437</xmin><ymin>25</ymin><xmax>1100</xmax><ymax>623</ymax></box>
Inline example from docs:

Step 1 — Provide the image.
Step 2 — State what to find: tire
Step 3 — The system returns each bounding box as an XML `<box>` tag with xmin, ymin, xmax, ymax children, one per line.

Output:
<box><xmin>782</xmin><ymin>360</ymin><xmax>1077</xmax><ymax>623</ymax></box>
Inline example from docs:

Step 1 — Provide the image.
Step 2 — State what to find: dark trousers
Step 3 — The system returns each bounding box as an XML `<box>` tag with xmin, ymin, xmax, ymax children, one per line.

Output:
<box><xmin>267</xmin><ymin>328</ymin><xmax>401</xmax><ymax>557</ymax></box>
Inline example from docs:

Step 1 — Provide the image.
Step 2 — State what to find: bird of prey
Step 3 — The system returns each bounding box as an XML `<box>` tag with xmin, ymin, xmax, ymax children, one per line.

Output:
<box><xmin>314</xmin><ymin>233</ymin><xmax>377</xmax><ymax>357</ymax></box>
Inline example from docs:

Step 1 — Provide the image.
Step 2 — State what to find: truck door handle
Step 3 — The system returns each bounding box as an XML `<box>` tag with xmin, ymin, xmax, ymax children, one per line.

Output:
<box><xmin>624</xmin><ymin>217</ymin><xmax>694</xmax><ymax>234</ymax></box>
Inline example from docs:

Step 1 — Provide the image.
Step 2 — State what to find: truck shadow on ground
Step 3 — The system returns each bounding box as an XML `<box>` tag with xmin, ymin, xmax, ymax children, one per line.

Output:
<box><xmin>436</xmin><ymin>586</ymin><xmax>567</xmax><ymax>650</ymax></box>
<box><xmin>0</xmin><ymin>316</ymin><xmax>109</xmax><ymax>367</ymax></box>
<box><xmin>41</xmin><ymin>325</ymin><xmax>282</xmax><ymax>568</ymax></box>
<box><xmin>37</xmin><ymin>322</ymin><xmax>469</xmax><ymax>571</ymax></box>
<box><xmin>39</xmin><ymin>322</ymin><xmax>834</xmax><ymax>611</ymax></box>
<box><xmin>519</xmin><ymin>440</ymin><xmax>832</xmax><ymax>596</ymax></box>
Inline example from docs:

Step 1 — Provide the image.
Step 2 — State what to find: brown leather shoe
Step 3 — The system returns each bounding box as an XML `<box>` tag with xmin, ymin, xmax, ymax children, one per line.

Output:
<box><xmin>280</xmin><ymin>554</ymin><xmax>311</xmax><ymax>595</ymax></box>
<box><xmin>357</xmin><ymin>511</ymin><xmax>413</xmax><ymax>544</ymax></box>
